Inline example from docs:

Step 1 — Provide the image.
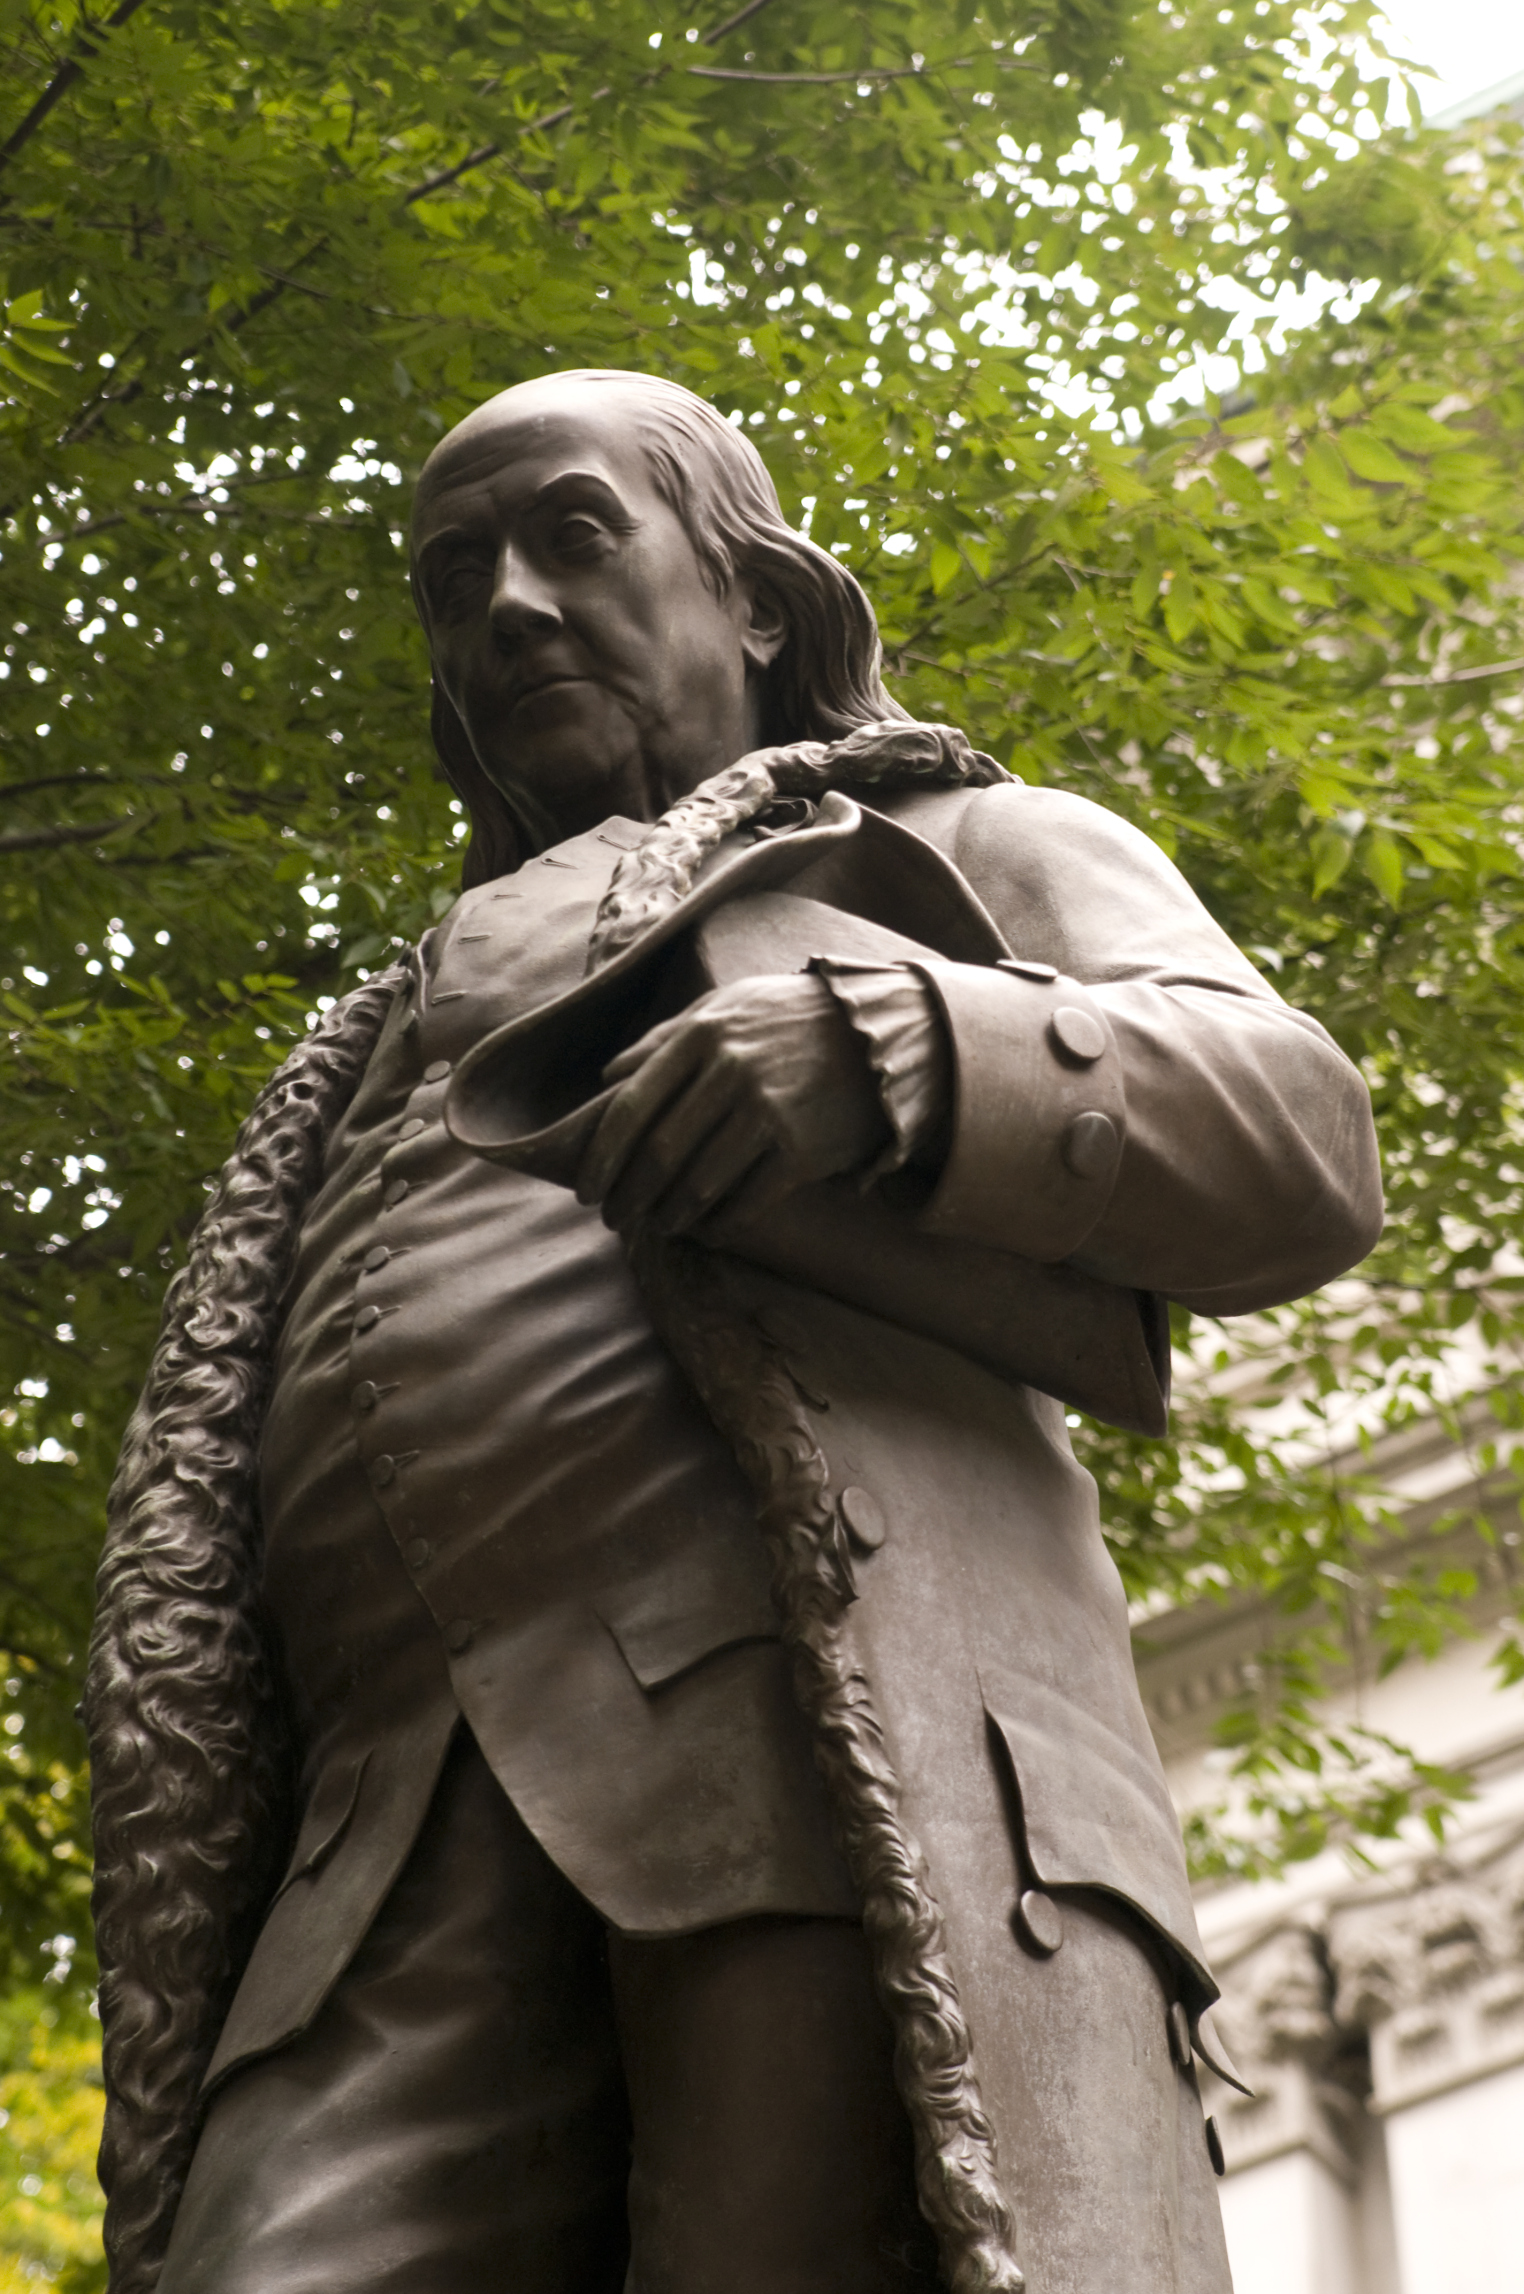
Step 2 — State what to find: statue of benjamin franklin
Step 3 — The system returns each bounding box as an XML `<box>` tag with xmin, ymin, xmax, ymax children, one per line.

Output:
<box><xmin>86</xmin><ymin>369</ymin><xmax>1383</xmax><ymax>2294</ymax></box>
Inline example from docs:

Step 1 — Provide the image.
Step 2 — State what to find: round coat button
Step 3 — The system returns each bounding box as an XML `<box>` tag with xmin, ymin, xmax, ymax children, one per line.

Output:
<box><xmin>369</xmin><ymin>1454</ymin><xmax>397</xmax><ymax>1488</ymax></box>
<box><xmin>839</xmin><ymin>1487</ymin><xmax>886</xmax><ymax>1552</ymax></box>
<box><xmin>424</xmin><ymin>1060</ymin><xmax>452</xmax><ymax>1083</ymax></box>
<box><xmin>354</xmin><ymin>1303</ymin><xmax>382</xmax><ymax>1333</ymax></box>
<box><xmin>1062</xmin><ymin>1110</ymin><xmax>1119</xmax><ymax>1182</ymax></box>
<box><xmin>1016</xmin><ymin>1889</ymin><xmax>1064</xmax><ymax>1956</ymax></box>
<box><xmin>403</xmin><ymin>1537</ymin><xmax>431</xmax><ymax>1570</ymax></box>
<box><xmin>351</xmin><ymin>1381</ymin><xmax>380</xmax><ymax>1413</ymax></box>
<box><xmin>363</xmin><ymin>1245</ymin><xmax>391</xmax><ymax>1274</ymax></box>
<box><xmin>399</xmin><ymin>1118</ymin><xmax>427</xmax><ymax>1141</ymax></box>
<box><xmin>1050</xmin><ymin>1005</ymin><xmax>1107</xmax><ymax>1064</ymax></box>
<box><xmin>445</xmin><ymin>1618</ymin><xmax>473</xmax><ymax>1654</ymax></box>
<box><xmin>1204</xmin><ymin>2115</ymin><xmax>1226</xmax><ymax>2177</ymax></box>
<box><xmin>1167</xmin><ymin>1999</ymin><xmax>1193</xmax><ymax>2070</ymax></box>
<box><xmin>384</xmin><ymin>1178</ymin><xmax>411</xmax><ymax>1209</ymax></box>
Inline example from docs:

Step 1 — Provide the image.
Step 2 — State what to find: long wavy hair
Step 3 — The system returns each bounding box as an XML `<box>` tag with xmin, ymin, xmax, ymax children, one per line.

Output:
<box><xmin>419</xmin><ymin>370</ymin><xmax>910</xmax><ymax>888</ymax></box>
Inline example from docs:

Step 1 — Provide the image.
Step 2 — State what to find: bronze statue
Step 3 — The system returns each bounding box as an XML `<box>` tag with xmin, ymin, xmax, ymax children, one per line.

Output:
<box><xmin>86</xmin><ymin>371</ymin><xmax>1383</xmax><ymax>2294</ymax></box>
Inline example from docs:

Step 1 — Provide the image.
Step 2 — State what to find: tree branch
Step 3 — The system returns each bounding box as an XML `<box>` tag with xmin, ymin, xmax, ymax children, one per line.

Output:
<box><xmin>691</xmin><ymin>56</ymin><xmax>1034</xmax><ymax>83</ymax></box>
<box><xmin>401</xmin><ymin>89</ymin><xmax>601</xmax><ymax>206</ymax></box>
<box><xmin>0</xmin><ymin>0</ymin><xmax>152</xmax><ymax>177</ymax></box>
<box><xmin>701</xmin><ymin>0</ymin><xmax>781</xmax><ymax>40</ymax></box>
<box><xmin>0</xmin><ymin>1632</ymin><xmax>69</xmax><ymax>1682</ymax></box>
<box><xmin>0</xmin><ymin>815</ymin><xmax>138</xmax><ymax>854</ymax></box>
<box><xmin>1</xmin><ymin>768</ymin><xmax>221</xmax><ymax>802</ymax></box>
<box><xmin>0</xmin><ymin>771</ymin><xmax>121</xmax><ymax>804</ymax></box>
<box><xmin>56</xmin><ymin>254</ymin><xmax>326</xmax><ymax>451</ymax></box>
<box><xmin>1381</xmin><ymin>656</ymin><xmax>1524</xmax><ymax>689</ymax></box>
<box><xmin>690</xmin><ymin>63</ymin><xmax>930</xmax><ymax>83</ymax></box>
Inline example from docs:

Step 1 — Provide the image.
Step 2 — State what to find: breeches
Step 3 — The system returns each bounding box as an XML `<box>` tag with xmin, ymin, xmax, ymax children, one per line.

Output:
<box><xmin>158</xmin><ymin>1729</ymin><xmax>939</xmax><ymax>2294</ymax></box>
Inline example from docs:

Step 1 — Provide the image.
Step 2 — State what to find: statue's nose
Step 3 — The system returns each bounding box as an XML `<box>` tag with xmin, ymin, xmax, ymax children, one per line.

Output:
<box><xmin>489</xmin><ymin>541</ymin><xmax>562</xmax><ymax>642</ymax></box>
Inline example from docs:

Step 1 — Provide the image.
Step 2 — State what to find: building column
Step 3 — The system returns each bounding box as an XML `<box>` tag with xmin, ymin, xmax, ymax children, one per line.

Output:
<box><xmin>1328</xmin><ymin>1830</ymin><xmax>1524</xmax><ymax>2294</ymax></box>
<box><xmin>1200</xmin><ymin>1925</ymin><xmax>1368</xmax><ymax>2294</ymax></box>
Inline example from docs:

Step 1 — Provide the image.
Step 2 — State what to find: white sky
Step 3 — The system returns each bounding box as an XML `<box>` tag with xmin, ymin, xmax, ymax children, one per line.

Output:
<box><xmin>1370</xmin><ymin>0</ymin><xmax>1524</xmax><ymax>116</ymax></box>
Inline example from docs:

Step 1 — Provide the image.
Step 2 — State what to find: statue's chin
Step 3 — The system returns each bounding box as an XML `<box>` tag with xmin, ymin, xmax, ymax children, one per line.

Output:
<box><xmin>476</xmin><ymin>686</ymin><xmax>660</xmax><ymax>837</ymax></box>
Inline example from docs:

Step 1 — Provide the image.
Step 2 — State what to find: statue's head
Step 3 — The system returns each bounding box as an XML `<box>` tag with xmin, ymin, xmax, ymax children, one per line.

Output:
<box><xmin>411</xmin><ymin>370</ymin><xmax>903</xmax><ymax>883</ymax></box>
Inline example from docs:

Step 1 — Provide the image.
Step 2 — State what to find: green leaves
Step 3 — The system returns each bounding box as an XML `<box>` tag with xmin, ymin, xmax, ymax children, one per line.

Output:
<box><xmin>1311</xmin><ymin>822</ymin><xmax>1357</xmax><ymax>898</ymax></box>
<box><xmin>1338</xmin><ymin>428</ymin><xmax>1412</xmax><ymax>488</ymax></box>
<box><xmin>1362</xmin><ymin>827</ymin><xmax>1404</xmax><ymax>907</ymax></box>
<box><xmin>0</xmin><ymin>0</ymin><xmax>1522</xmax><ymax>2024</ymax></box>
<box><xmin>0</xmin><ymin>287</ymin><xmax>72</xmax><ymax>394</ymax></box>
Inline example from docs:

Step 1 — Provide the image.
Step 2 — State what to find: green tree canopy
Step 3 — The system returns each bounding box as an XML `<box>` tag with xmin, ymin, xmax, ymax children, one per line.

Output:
<box><xmin>3</xmin><ymin>0</ymin><xmax>1524</xmax><ymax>2028</ymax></box>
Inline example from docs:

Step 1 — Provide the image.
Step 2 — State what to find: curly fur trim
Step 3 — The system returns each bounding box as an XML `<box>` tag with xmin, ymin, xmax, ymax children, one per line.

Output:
<box><xmin>85</xmin><ymin>967</ymin><xmax>405</xmax><ymax>2294</ymax></box>
<box><xmin>586</xmin><ymin>721</ymin><xmax>1002</xmax><ymax>974</ymax></box>
<box><xmin>86</xmin><ymin>727</ymin><xmax>1008</xmax><ymax>2290</ymax></box>
<box><xmin>632</xmin><ymin>1232</ymin><xmax>1026</xmax><ymax>2294</ymax></box>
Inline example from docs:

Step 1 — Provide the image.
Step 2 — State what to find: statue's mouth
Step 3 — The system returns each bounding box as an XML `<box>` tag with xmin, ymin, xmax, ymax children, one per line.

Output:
<box><xmin>512</xmin><ymin>670</ymin><xmax>591</xmax><ymax>709</ymax></box>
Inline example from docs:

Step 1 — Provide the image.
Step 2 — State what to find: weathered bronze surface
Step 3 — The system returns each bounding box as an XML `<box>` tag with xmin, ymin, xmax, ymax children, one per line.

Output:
<box><xmin>86</xmin><ymin>371</ymin><xmax>1383</xmax><ymax>2294</ymax></box>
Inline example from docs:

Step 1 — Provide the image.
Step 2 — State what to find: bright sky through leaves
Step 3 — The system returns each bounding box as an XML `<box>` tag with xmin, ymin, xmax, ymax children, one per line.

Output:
<box><xmin>1373</xmin><ymin>0</ymin><xmax>1524</xmax><ymax>113</ymax></box>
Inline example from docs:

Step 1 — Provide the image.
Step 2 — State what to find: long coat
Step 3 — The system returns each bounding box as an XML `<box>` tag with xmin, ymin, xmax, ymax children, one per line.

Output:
<box><xmin>93</xmin><ymin>775</ymin><xmax>1382</xmax><ymax>2294</ymax></box>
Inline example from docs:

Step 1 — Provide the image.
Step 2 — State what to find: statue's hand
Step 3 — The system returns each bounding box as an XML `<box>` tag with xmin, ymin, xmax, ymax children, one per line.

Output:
<box><xmin>575</xmin><ymin>975</ymin><xmax>891</xmax><ymax>1235</ymax></box>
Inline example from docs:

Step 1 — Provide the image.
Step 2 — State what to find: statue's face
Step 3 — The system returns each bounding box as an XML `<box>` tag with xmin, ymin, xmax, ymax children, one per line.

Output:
<box><xmin>412</xmin><ymin>379</ymin><xmax>784</xmax><ymax>842</ymax></box>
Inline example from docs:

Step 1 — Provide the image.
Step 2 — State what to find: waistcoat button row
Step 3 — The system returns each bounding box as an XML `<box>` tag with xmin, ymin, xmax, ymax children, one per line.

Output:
<box><xmin>369</xmin><ymin>1454</ymin><xmax>397</xmax><ymax>1488</ymax></box>
<box><xmin>384</xmin><ymin>1178</ymin><xmax>410</xmax><ymax>1208</ymax></box>
<box><xmin>363</xmin><ymin>1245</ymin><xmax>391</xmax><ymax>1274</ymax></box>
<box><xmin>354</xmin><ymin>1303</ymin><xmax>382</xmax><ymax>1332</ymax></box>
<box><xmin>404</xmin><ymin>1537</ymin><xmax>431</xmax><ymax>1570</ymax></box>
<box><xmin>351</xmin><ymin>1381</ymin><xmax>381</xmax><ymax>1413</ymax></box>
<box><xmin>399</xmin><ymin>1117</ymin><xmax>428</xmax><ymax>1140</ymax></box>
<box><xmin>424</xmin><ymin>1059</ymin><xmax>452</xmax><ymax>1082</ymax></box>
<box><xmin>1204</xmin><ymin>2116</ymin><xmax>1226</xmax><ymax>2177</ymax></box>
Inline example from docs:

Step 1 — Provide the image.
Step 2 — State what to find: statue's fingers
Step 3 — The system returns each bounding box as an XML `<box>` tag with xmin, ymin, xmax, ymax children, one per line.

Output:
<box><xmin>596</xmin><ymin>1065</ymin><xmax>739</xmax><ymax>1229</ymax></box>
<box><xmin>642</xmin><ymin>1111</ymin><xmax>770</xmax><ymax>1237</ymax></box>
<box><xmin>602</xmin><ymin>1002</ymin><xmax>708</xmax><ymax>1084</ymax></box>
<box><xmin>576</xmin><ymin>1030</ymin><xmax>705</xmax><ymax>1203</ymax></box>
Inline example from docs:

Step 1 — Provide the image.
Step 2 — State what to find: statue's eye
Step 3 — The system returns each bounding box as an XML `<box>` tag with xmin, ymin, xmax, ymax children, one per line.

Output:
<box><xmin>552</xmin><ymin>515</ymin><xmax>606</xmax><ymax>556</ymax></box>
<box><xmin>435</xmin><ymin>557</ymin><xmax>489</xmax><ymax>607</ymax></box>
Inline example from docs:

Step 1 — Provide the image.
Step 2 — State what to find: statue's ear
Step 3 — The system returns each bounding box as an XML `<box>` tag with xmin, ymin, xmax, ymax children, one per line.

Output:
<box><xmin>739</xmin><ymin>579</ymin><xmax>789</xmax><ymax>675</ymax></box>
<box><xmin>428</xmin><ymin>673</ymin><xmax>522</xmax><ymax>889</ymax></box>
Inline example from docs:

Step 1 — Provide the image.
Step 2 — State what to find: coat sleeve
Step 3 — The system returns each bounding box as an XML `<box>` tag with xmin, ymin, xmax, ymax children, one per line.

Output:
<box><xmin>904</xmin><ymin>781</ymin><xmax>1383</xmax><ymax>1314</ymax></box>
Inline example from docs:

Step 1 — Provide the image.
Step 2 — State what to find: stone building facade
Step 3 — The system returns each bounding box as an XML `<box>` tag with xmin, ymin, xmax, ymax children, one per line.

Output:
<box><xmin>1143</xmin><ymin>1393</ymin><xmax>1524</xmax><ymax>2292</ymax></box>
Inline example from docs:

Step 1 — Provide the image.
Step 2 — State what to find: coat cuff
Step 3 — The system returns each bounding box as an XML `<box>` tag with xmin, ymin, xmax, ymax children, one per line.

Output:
<box><xmin>910</xmin><ymin>959</ymin><xmax>1127</xmax><ymax>1261</ymax></box>
<box><xmin>810</xmin><ymin>959</ymin><xmax>952</xmax><ymax>1180</ymax></box>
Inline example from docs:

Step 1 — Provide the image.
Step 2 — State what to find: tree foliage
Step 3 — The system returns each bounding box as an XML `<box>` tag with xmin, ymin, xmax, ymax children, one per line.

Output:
<box><xmin>2</xmin><ymin>0</ymin><xmax>1524</xmax><ymax>2040</ymax></box>
<box><xmin>0</xmin><ymin>1990</ymin><xmax>104</xmax><ymax>2292</ymax></box>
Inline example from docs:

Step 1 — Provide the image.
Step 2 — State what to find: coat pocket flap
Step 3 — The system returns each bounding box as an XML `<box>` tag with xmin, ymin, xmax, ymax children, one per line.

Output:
<box><xmin>597</xmin><ymin>1560</ymin><xmax>780</xmax><ymax>1692</ymax></box>
<box><xmin>270</xmin><ymin>1749</ymin><xmax>370</xmax><ymax>1905</ymax></box>
<box><xmin>981</xmin><ymin>1664</ymin><xmax>1214</xmax><ymax>2002</ymax></box>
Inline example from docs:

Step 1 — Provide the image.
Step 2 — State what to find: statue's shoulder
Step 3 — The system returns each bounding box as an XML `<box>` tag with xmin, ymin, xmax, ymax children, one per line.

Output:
<box><xmin>882</xmin><ymin>778</ymin><xmax>1211</xmax><ymax>968</ymax></box>
<box><xmin>874</xmin><ymin>776</ymin><xmax>1165</xmax><ymax>882</ymax></box>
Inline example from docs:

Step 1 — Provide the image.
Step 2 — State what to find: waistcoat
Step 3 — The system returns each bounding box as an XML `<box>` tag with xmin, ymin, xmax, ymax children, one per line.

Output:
<box><xmin>211</xmin><ymin>817</ymin><xmax>854</xmax><ymax>2088</ymax></box>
